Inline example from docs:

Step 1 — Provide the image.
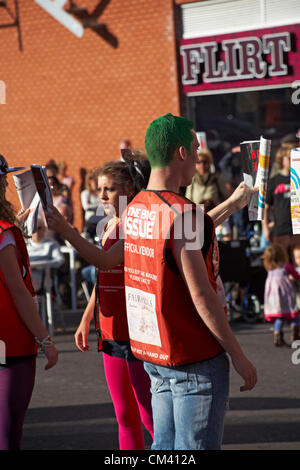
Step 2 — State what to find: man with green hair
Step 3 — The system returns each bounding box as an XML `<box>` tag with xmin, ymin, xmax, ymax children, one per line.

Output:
<box><xmin>144</xmin><ymin>113</ymin><xmax>194</xmax><ymax>168</ymax></box>
<box><xmin>123</xmin><ymin>113</ymin><xmax>257</xmax><ymax>450</ymax></box>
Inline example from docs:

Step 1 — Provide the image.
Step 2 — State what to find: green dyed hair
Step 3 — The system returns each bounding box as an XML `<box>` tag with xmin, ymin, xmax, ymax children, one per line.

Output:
<box><xmin>144</xmin><ymin>113</ymin><xmax>194</xmax><ymax>168</ymax></box>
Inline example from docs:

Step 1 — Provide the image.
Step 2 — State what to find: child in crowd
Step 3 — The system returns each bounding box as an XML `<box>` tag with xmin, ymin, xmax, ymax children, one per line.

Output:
<box><xmin>263</xmin><ymin>243</ymin><xmax>300</xmax><ymax>347</ymax></box>
<box><xmin>292</xmin><ymin>245</ymin><xmax>300</xmax><ymax>275</ymax></box>
<box><xmin>292</xmin><ymin>245</ymin><xmax>300</xmax><ymax>312</ymax></box>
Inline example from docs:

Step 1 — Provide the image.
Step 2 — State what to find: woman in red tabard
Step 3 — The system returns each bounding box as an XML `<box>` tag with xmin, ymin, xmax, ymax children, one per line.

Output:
<box><xmin>74</xmin><ymin>160</ymin><xmax>153</xmax><ymax>450</ymax></box>
<box><xmin>0</xmin><ymin>155</ymin><xmax>58</xmax><ymax>450</ymax></box>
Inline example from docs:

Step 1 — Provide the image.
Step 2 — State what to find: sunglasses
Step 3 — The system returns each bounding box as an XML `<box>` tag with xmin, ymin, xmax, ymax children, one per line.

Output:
<box><xmin>196</xmin><ymin>160</ymin><xmax>209</xmax><ymax>165</ymax></box>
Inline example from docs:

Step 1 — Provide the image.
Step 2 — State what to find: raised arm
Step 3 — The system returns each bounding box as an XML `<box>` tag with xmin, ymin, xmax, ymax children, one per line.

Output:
<box><xmin>208</xmin><ymin>181</ymin><xmax>258</xmax><ymax>227</ymax></box>
<box><xmin>46</xmin><ymin>206</ymin><xmax>124</xmax><ymax>269</ymax></box>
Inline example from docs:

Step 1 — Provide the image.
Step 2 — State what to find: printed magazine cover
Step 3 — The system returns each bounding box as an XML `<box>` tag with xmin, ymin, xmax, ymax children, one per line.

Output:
<box><xmin>13</xmin><ymin>165</ymin><xmax>53</xmax><ymax>235</ymax></box>
<box><xmin>30</xmin><ymin>165</ymin><xmax>53</xmax><ymax>212</ymax></box>
<box><xmin>240</xmin><ymin>140</ymin><xmax>260</xmax><ymax>221</ymax></box>
<box><xmin>241</xmin><ymin>137</ymin><xmax>271</xmax><ymax>220</ymax></box>
<box><xmin>13</xmin><ymin>170</ymin><xmax>41</xmax><ymax>236</ymax></box>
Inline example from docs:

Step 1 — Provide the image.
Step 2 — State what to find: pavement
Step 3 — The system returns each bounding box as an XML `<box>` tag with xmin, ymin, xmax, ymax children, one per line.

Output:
<box><xmin>21</xmin><ymin>312</ymin><xmax>300</xmax><ymax>451</ymax></box>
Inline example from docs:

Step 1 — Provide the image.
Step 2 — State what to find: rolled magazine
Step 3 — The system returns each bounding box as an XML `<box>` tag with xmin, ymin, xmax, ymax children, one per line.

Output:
<box><xmin>290</xmin><ymin>148</ymin><xmax>300</xmax><ymax>234</ymax></box>
<box><xmin>13</xmin><ymin>165</ymin><xmax>53</xmax><ymax>235</ymax></box>
<box><xmin>256</xmin><ymin>137</ymin><xmax>271</xmax><ymax>220</ymax></box>
<box><xmin>30</xmin><ymin>165</ymin><xmax>53</xmax><ymax>213</ymax></box>
<box><xmin>13</xmin><ymin>170</ymin><xmax>41</xmax><ymax>236</ymax></box>
<box><xmin>241</xmin><ymin>140</ymin><xmax>260</xmax><ymax>221</ymax></box>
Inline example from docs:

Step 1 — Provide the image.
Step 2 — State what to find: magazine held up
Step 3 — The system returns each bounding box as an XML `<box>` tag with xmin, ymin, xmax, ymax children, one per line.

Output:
<box><xmin>241</xmin><ymin>136</ymin><xmax>271</xmax><ymax>221</ymax></box>
<box><xmin>13</xmin><ymin>165</ymin><xmax>53</xmax><ymax>236</ymax></box>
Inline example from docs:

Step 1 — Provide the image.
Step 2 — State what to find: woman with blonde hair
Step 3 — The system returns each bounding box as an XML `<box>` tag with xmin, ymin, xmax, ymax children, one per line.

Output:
<box><xmin>185</xmin><ymin>148</ymin><xmax>228</xmax><ymax>208</ymax></box>
<box><xmin>0</xmin><ymin>155</ymin><xmax>58</xmax><ymax>449</ymax></box>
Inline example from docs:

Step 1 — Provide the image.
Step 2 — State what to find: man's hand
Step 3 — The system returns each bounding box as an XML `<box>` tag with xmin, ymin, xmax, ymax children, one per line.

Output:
<box><xmin>231</xmin><ymin>354</ymin><xmax>257</xmax><ymax>392</ymax></box>
<box><xmin>229</xmin><ymin>182</ymin><xmax>258</xmax><ymax>212</ymax></box>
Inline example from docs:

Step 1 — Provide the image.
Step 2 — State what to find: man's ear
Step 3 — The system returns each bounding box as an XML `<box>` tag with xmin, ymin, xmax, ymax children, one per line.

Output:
<box><xmin>178</xmin><ymin>145</ymin><xmax>188</xmax><ymax>161</ymax></box>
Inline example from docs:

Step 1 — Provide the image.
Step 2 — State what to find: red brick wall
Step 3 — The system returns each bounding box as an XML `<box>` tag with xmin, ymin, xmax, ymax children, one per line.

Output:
<box><xmin>2</xmin><ymin>0</ymin><xmax>181</xmax><ymax>229</ymax></box>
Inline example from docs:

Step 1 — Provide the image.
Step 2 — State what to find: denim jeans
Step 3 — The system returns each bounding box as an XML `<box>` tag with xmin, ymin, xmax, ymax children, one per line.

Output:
<box><xmin>274</xmin><ymin>317</ymin><xmax>300</xmax><ymax>331</ymax></box>
<box><xmin>144</xmin><ymin>353</ymin><xmax>229</xmax><ymax>450</ymax></box>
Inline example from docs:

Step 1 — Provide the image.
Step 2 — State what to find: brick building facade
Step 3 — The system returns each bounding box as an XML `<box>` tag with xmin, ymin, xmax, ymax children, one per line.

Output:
<box><xmin>2</xmin><ymin>0</ymin><xmax>182</xmax><ymax>229</ymax></box>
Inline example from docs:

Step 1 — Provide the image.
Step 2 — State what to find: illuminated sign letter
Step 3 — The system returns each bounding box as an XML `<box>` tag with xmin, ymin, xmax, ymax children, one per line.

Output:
<box><xmin>263</xmin><ymin>32</ymin><xmax>291</xmax><ymax>76</ymax></box>
<box><xmin>181</xmin><ymin>45</ymin><xmax>204</xmax><ymax>85</ymax></box>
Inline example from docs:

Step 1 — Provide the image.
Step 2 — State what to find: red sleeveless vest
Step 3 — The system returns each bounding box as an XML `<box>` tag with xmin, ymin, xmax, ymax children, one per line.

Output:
<box><xmin>0</xmin><ymin>220</ymin><xmax>37</xmax><ymax>357</ymax></box>
<box><xmin>95</xmin><ymin>223</ymin><xmax>129</xmax><ymax>351</ymax></box>
<box><xmin>123</xmin><ymin>190</ymin><xmax>223</xmax><ymax>367</ymax></box>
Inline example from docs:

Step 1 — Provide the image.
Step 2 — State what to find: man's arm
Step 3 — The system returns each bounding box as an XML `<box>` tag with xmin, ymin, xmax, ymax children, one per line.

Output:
<box><xmin>172</xmin><ymin>212</ymin><xmax>257</xmax><ymax>391</ymax></box>
<box><xmin>0</xmin><ymin>245</ymin><xmax>58</xmax><ymax>370</ymax></box>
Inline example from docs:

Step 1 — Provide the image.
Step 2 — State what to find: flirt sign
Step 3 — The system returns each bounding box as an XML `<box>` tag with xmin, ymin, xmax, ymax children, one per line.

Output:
<box><xmin>180</xmin><ymin>24</ymin><xmax>300</xmax><ymax>94</ymax></box>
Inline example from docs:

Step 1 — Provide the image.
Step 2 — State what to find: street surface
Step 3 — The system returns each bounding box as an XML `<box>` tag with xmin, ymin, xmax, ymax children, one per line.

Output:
<box><xmin>22</xmin><ymin>313</ymin><xmax>300</xmax><ymax>451</ymax></box>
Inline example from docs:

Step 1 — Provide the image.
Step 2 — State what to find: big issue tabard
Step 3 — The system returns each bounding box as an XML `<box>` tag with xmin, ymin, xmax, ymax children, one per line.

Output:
<box><xmin>0</xmin><ymin>220</ymin><xmax>37</xmax><ymax>357</ymax></box>
<box><xmin>123</xmin><ymin>190</ymin><xmax>223</xmax><ymax>367</ymax></box>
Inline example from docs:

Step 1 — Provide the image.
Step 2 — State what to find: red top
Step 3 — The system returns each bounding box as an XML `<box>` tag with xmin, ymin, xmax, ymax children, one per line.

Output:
<box><xmin>0</xmin><ymin>220</ymin><xmax>37</xmax><ymax>357</ymax></box>
<box><xmin>95</xmin><ymin>223</ymin><xmax>129</xmax><ymax>351</ymax></box>
<box><xmin>123</xmin><ymin>190</ymin><xmax>224</xmax><ymax>367</ymax></box>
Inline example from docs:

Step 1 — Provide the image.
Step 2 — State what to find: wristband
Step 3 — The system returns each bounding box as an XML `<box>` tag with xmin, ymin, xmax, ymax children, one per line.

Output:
<box><xmin>35</xmin><ymin>335</ymin><xmax>54</xmax><ymax>350</ymax></box>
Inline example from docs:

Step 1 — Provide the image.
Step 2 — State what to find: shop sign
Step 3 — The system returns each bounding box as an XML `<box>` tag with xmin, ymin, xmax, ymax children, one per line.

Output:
<box><xmin>180</xmin><ymin>24</ymin><xmax>300</xmax><ymax>95</ymax></box>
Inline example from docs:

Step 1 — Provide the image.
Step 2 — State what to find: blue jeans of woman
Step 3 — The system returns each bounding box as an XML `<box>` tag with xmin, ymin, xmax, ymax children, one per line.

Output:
<box><xmin>274</xmin><ymin>317</ymin><xmax>300</xmax><ymax>331</ymax></box>
<box><xmin>144</xmin><ymin>352</ymin><xmax>229</xmax><ymax>450</ymax></box>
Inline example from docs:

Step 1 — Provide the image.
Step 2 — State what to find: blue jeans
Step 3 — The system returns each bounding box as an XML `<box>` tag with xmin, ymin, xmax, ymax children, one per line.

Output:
<box><xmin>274</xmin><ymin>317</ymin><xmax>300</xmax><ymax>331</ymax></box>
<box><xmin>144</xmin><ymin>353</ymin><xmax>230</xmax><ymax>450</ymax></box>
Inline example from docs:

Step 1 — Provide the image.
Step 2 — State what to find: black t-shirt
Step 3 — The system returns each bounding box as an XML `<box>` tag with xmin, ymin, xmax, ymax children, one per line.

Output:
<box><xmin>266</xmin><ymin>173</ymin><xmax>291</xmax><ymax>236</ymax></box>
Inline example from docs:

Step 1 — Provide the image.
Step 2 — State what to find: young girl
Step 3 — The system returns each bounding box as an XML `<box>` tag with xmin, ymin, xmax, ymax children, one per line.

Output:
<box><xmin>74</xmin><ymin>160</ymin><xmax>154</xmax><ymax>450</ymax></box>
<box><xmin>292</xmin><ymin>244</ymin><xmax>300</xmax><ymax>338</ymax></box>
<box><xmin>0</xmin><ymin>155</ymin><xmax>58</xmax><ymax>450</ymax></box>
<box><xmin>263</xmin><ymin>243</ymin><xmax>300</xmax><ymax>347</ymax></box>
